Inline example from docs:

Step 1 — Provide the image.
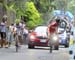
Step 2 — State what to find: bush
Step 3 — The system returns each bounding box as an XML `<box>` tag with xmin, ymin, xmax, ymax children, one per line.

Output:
<box><xmin>24</xmin><ymin>2</ymin><xmax>43</xmax><ymax>29</ymax></box>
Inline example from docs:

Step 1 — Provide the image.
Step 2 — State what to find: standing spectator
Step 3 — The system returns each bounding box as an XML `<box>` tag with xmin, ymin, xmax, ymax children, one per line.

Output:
<box><xmin>0</xmin><ymin>17</ymin><xmax>7</xmax><ymax>48</ymax></box>
<box><xmin>7</xmin><ymin>23</ymin><xmax>15</xmax><ymax>46</ymax></box>
<box><xmin>23</xmin><ymin>27</ymin><xmax>29</xmax><ymax>44</ymax></box>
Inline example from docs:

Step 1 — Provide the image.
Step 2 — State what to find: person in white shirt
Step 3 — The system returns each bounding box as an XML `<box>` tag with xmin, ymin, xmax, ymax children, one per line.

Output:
<box><xmin>0</xmin><ymin>17</ymin><xmax>7</xmax><ymax>48</ymax></box>
<box><xmin>7</xmin><ymin>23</ymin><xmax>16</xmax><ymax>46</ymax></box>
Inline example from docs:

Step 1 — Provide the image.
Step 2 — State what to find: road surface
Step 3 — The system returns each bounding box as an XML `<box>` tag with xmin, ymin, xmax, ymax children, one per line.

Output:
<box><xmin>0</xmin><ymin>45</ymin><xmax>69</xmax><ymax>60</ymax></box>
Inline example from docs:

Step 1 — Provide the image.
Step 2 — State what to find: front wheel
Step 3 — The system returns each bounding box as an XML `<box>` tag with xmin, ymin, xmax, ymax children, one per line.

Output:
<box><xmin>15</xmin><ymin>41</ymin><xmax>19</xmax><ymax>52</ymax></box>
<box><xmin>50</xmin><ymin>46</ymin><xmax>52</xmax><ymax>53</ymax></box>
<box><xmin>16</xmin><ymin>45</ymin><xmax>18</xmax><ymax>52</ymax></box>
<box><xmin>54</xmin><ymin>46</ymin><xmax>59</xmax><ymax>50</ymax></box>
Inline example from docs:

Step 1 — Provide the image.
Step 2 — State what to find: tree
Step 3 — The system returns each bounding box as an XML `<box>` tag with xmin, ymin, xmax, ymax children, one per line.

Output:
<box><xmin>67</xmin><ymin>0</ymin><xmax>75</xmax><ymax>15</ymax></box>
<box><xmin>24</xmin><ymin>2</ymin><xmax>43</xmax><ymax>29</ymax></box>
<box><xmin>0</xmin><ymin>0</ymin><xmax>15</xmax><ymax>24</ymax></box>
<box><xmin>3</xmin><ymin>0</ymin><xmax>27</xmax><ymax>24</ymax></box>
<box><xmin>13</xmin><ymin>0</ymin><xmax>27</xmax><ymax>19</ymax></box>
<box><xmin>31</xmin><ymin>0</ymin><xmax>56</xmax><ymax>13</ymax></box>
<box><xmin>30</xmin><ymin>0</ymin><xmax>56</xmax><ymax>25</ymax></box>
<box><xmin>0</xmin><ymin>0</ymin><xmax>6</xmax><ymax>20</ymax></box>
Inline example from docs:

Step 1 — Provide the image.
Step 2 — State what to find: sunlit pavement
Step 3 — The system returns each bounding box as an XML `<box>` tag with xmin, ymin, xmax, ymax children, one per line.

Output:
<box><xmin>0</xmin><ymin>45</ymin><xmax>69</xmax><ymax>60</ymax></box>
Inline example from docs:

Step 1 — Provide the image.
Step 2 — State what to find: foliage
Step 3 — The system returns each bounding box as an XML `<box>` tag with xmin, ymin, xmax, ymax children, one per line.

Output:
<box><xmin>29</xmin><ymin>0</ymin><xmax>57</xmax><ymax>25</ymax></box>
<box><xmin>4</xmin><ymin>0</ymin><xmax>27</xmax><ymax>19</ymax></box>
<box><xmin>15</xmin><ymin>19</ymin><xmax>21</xmax><ymax>24</ymax></box>
<box><xmin>13</xmin><ymin>0</ymin><xmax>26</xmax><ymax>19</ymax></box>
<box><xmin>24</xmin><ymin>2</ymin><xmax>43</xmax><ymax>29</ymax></box>
<box><xmin>31</xmin><ymin>0</ymin><xmax>56</xmax><ymax>13</ymax></box>
<box><xmin>68</xmin><ymin>0</ymin><xmax>75</xmax><ymax>15</ymax></box>
<box><xmin>0</xmin><ymin>0</ymin><xmax>43</xmax><ymax>29</ymax></box>
<box><xmin>5</xmin><ymin>2</ymin><xmax>15</xmax><ymax>11</ymax></box>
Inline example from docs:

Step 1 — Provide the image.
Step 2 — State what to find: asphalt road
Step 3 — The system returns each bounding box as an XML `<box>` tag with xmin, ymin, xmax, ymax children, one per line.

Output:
<box><xmin>0</xmin><ymin>45</ymin><xmax>69</xmax><ymax>60</ymax></box>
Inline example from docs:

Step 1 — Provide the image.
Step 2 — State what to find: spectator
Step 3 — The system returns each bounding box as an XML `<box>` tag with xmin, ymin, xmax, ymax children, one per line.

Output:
<box><xmin>0</xmin><ymin>16</ymin><xmax>7</xmax><ymax>48</ymax></box>
<box><xmin>23</xmin><ymin>27</ymin><xmax>29</xmax><ymax>44</ymax></box>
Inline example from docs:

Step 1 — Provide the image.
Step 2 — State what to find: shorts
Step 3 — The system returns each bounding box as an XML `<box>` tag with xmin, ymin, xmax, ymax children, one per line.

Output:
<box><xmin>0</xmin><ymin>32</ymin><xmax>6</xmax><ymax>39</ymax></box>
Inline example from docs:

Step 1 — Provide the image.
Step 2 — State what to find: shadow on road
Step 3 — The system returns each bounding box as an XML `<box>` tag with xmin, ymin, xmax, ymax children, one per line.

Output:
<box><xmin>33</xmin><ymin>47</ymin><xmax>49</xmax><ymax>50</ymax></box>
<box><xmin>28</xmin><ymin>46</ymin><xmax>68</xmax><ymax>50</ymax></box>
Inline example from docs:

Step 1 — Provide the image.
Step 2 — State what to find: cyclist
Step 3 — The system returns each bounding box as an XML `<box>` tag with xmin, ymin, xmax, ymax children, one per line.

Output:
<box><xmin>14</xmin><ymin>20</ymin><xmax>24</xmax><ymax>45</ymax></box>
<box><xmin>47</xmin><ymin>19</ymin><xmax>60</xmax><ymax>39</ymax></box>
<box><xmin>20</xmin><ymin>21</ymin><xmax>26</xmax><ymax>44</ymax></box>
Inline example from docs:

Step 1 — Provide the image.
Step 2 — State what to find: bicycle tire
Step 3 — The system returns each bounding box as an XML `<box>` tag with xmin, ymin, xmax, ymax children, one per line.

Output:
<box><xmin>50</xmin><ymin>46</ymin><xmax>52</xmax><ymax>53</ymax></box>
<box><xmin>15</xmin><ymin>34</ymin><xmax>19</xmax><ymax>52</ymax></box>
<box><xmin>16</xmin><ymin>45</ymin><xmax>18</xmax><ymax>52</ymax></box>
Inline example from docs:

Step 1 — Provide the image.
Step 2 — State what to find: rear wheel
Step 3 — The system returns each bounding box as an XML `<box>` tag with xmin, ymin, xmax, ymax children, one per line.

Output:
<box><xmin>54</xmin><ymin>45</ymin><xmax>59</xmax><ymax>50</ymax></box>
<box><xmin>15</xmin><ymin>34</ymin><xmax>20</xmax><ymax>52</ymax></box>
<box><xmin>28</xmin><ymin>44</ymin><xmax>34</xmax><ymax>49</ymax></box>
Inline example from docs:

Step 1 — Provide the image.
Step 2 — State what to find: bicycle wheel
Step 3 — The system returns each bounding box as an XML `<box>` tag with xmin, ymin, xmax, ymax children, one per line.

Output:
<box><xmin>15</xmin><ymin>35</ymin><xmax>19</xmax><ymax>52</ymax></box>
<box><xmin>50</xmin><ymin>45</ymin><xmax>52</xmax><ymax>53</ymax></box>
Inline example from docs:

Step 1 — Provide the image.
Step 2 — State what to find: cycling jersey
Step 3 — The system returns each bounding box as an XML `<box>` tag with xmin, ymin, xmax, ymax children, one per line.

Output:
<box><xmin>48</xmin><ymin>21</ymin><xmax>58</xmax><ymax>33</ymax></box>
<box><xmin>15</xmin><ymin>23</ymin><xmax>22</xmax><ymax>36</ymax></box>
